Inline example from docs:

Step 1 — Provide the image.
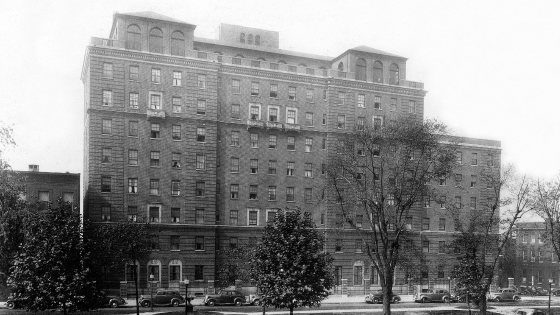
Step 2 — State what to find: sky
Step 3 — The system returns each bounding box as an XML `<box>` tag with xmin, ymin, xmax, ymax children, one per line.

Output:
<box><xmin>1</xmin><ymin>0</ymin><xmax>560</xmax><ymax>179</ymax></box>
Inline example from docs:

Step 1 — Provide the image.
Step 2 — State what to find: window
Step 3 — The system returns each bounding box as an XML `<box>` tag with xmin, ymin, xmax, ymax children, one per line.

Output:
<box><xmin>439</xmin><ymin>176</ymin><xmax>447</xmax><ymax>186</ymax></box>
<box><xmin>230</xmin><ymin>184</ymin><xmax>239</xmax><ymax>199</ymax></box>
<box><xmin>101</xmin><ymin>176</ymin><xmax>111</xmax><ymax>192</ymax></box>
<box><xmin>250</xmin><ymin>133</ymin><xmax>259</xmax><ymax>148</ymax></box>
<box><xmin>251</xmin><ymin>82</ymin><xmax>259</xmax><ymax>96</ymax></box>
<box><xmin>151</xmin><ymin>68</ymin><xmax>161</xmax><ymax>83</ymax></box>
<box><xmin>266</xmin><ymin>209</ymin><xmax>277</xmax><ymax>222</ymax></box>
<box><xmin>196</xmin><ymin>236</ymin><xmax>204</xmax><ymax>250</ymax></box>
<box><xmin>173</xmin><ymin>71</ymin><xmax>182</xmax><ymax>86</ymax></box>
<box><xmin>286</xmin><ymin>162</ymin><xmax>295</xmax><ymax>176</ymax></box>
<box><xmin>128</xmin><ymin>150</ymin><xmax>138</xmax><ymax>165</ymax></box>
<box><xmin>373</xmin><ymin>116</ymin><xmax>383</xmax><ymax>131</ymax></box>
<box><xmin>197</xmin><ymin>100</ymin><xmax>206</xmax><ymax>115</ymax></box>
<box><xmin>101</xmin><ymin>206</ymin><xmax>111</xmax><ymax>221</ymax></box>
<box><xmin>248</xmin><ymin>209</ymin><xmax>258</xmax><ymax>225</ymax></box>
<box><xmin>270</xmin><ymin>84</ymin><xmax>278</xmax><ymax>98</ymax></box>
<box><xmin>150</xmin><ymin>123</ymin><xmax>160</xmax><ymax>138</ymax></box>
<box><xmin>267</xmin><ymin>134</ymin><xmax>277</xmax><ymax>149</ymax></box>
<box><xmin>288</xmin><ymin>86</ymin><xmax>296</xmax><ymax>100</ymax></box>
<box><xmin>128</xmin><ymin>178</ymin><xmax>138</xmax><ymax>194</ymax></box>
<box><xmin>304</xmin><ymin>112</ymin><xmax>314</xmax><ymax>127</ymax></box>
<box><xmin>390</xmin><ymin>98</ymin><xmax>397</xmax><ymax>111</ymax></box>
<box><xmin>357</xmin><ymin>117</ymin><xmax>365</xmax><ymax>131</ymax></box>
<box><xmin>250</xmin><ymin>159</ymin><xmax>259</xmax><ymax>174</ymax></box>
<box><xmin>405</xmin><ymin>217</ymin><xmax>413</xmax><ymax>230</ymax></box>
<box><xmin>125</xmin><ymin>121</ymin><xmax>138</xmax><ymax>137</ymax></box>
<box><xmin>287</xmin><ymin>136</ymin><xmax>295</xmax><ymax>150</ymax></box>
<box><xmin>470</xmin><ymin>175</ymin><xmax>477</xmax><ymax>187</ymax></box>
<box><xmin>471</xmin><ymin>153</ymin><xmax>478</xmax><ymax>165</ymax></box>
<box><xmin>288</xmin><ymin>65</ymin><xmax>297</xmax><ymax>73</ymax></box>
<box><xmin>439</xmin><ymin>218</ymin><xmax>446</xmax><ymax>231</ymax></box>
<box><xmin>128</xmin><ymin>206</ymin><xmax>138</xmax><ymax>222</ymax></box>
<box><xmin>373</xmin><ymin>144</ymin><xmax>380</xmax><ymax>157</ymax></box>
<box><xmin>305</xmin><ymin>163</ymin><xmax>313</xmax><ymax>177</ymax></box>
<box><xmin>374</xmin><ymin>96</ymin><xmax>381</xmax><ymax>109</ymax></box>
<box><xmin>194</xmin><ymin>265</ymin><xmax>204</xmax><ymax>281</ymax></box>
<box><xmin>250</xmin><ymin>104</ymin><xmax>260</xmax><ymax>120</ymax></box>
<box><xmin>102</xmin><ymin>90</ymin><xmax>112</xmax><ymax>106</ymax></box>
<box><xmin>170</xmin><ymin>236</ymin><xmax>180</xmax><ymax>250</ymax></box>
<box><xmin>304</xmin><ymin>188</ymin><xmax>313</xmax><ymax>203</ymax></box>
<box><xmin>268</xmin><ymin>107</ymin><xmax>278</xmax><ymax>122</ymax></box>
<box><xmin>171</xmin><ymin>208</ymin><xmax>180</xmax><ymax>223</ymax></box>
<box><xmin>455</xmin><ymin>173</ymin><xmax>463</xmax><ymax>184</ymax></box>
<box><xmin>149</xmin><ymin>206</ymin><xmax>160</xmax><ymax>223</ymax></box>
<box><xmin>172</xmin><ymin>97</ymin><xmax>181</xmax><ymax>113</ymax></box>
<box><xmin>439</xmin><ymin>196</ymin><xmax>447</xmax><ymax>208</ymax></box>
<box><xmin>338</xmin><ymin>92</ymin><xmax>346</xmax><ymax>105</ymax></box>
<box><xmin>423</xmin><ymin>195</ymin><xmax>431</xmax><ymax>207</ymax></box>
<box><xmin>101</xmin><ymin>147</ymin><xmax>111</xmax><ymax>163</ymax></box>
<box><xmin>103</xmin><ymin>62</ymin><xmax>113</xmax><ymax>78</ymax></box>
<box><xmin>230</xmin><ymin>157</ymin><xmax>239</xmax><ymax>173</ymax></box>
<box><xmin>129</xmin><ymin>65</ymin><xmax>139</xmax><ymax>80</ymax></box>
<box><xmin>455</xmin><ymin>196</ymin><xmax>462</xmax><ymax>208</ymax></box>
<box><xmin>335</xmin><ymin>239</ymin><xmax>343</xmax><ymax>252</ymax></box>
<box><xmin>168</xmin><ymin>152</ymin><xmax>180</xmax><ymax>169</ymax></box>
<box><xmin>196</xmin><ymin>127</ymin><xmax>206</xmax><ymax>142</ymax></box>
<box><xmin>306</xmin><ymin>89</ymin><xmax>314</xmax><ymax>102</ymax></box>
<box><xmin>322</xmin><ymin>138</ymin><xmax>327</xmax><ymax>150</ymax></box>
<box><xmin>171</xmin><ymin>180</ymin><xmax>180</xmax><ymax>196</ymax></box>
<box><xmin>408</xmin><ymin>100</ymin><xmax>416</xmax><ymax>114</ymax></box>
<box><xmin>231</xmin><ymin>131</ymin><xmax>240</xmax><ymax>146</ymax></box>
<box><xmin>357</xmin><ymin>94</ymin><xmax>365</xmax><ymax>108</ymax></box>
<box><xmin>305</xmin><ymin>137</ymin><xmax>313</xmax><ymax>152</ymax></box>
<box><xmin>422</xmin><ymin>218</ymin><xmax>430</xmax><ymax>230</ymax></box>
<box><xmin>149</xmin><ymin>92</ymin><xmax>161</xmax><ymax>110</ymax></box>
<box><xmin>230</xmin><ymin>210</ymin><xmax>238</xmax><ymax>225</ymax></box>
<box><xmin>268</xmin><ymin>160</ymin><xmax>277</xmax><ymax>175</ymax></box>
<box><xmin>322</xmin><ymin>113</ymin><xmax>327</xmax><ymax>125</ymax></box>
<box><xmin>171</xmin><ymin>125</ymin><xmax>181</xmax><ymax>140</ymax></box>
<box><xmin>284</xmin><ymin>109</ymin><xmax>296</xmax><ymax>125</ymax></box>
<box><xmin>337</xmin><ymin>115</ymin><xmax>345</xmax><ymax>129</ymax></box>
<box><xmin>232</xmin><ymin>79</ymin><xmax>240</xmax><ymax>94</ymax></box>
<box><xmin>456</xmin><ymin>151</ymin><xmax>463</xmax><ymax>164</ymax></box>
<box><xmin>230</xmin><ymin>104</ymin><xmax>240</xmax><ymax>119</ymax></box>
<box><xmin>196</xmin><ymin>154</ymin><xmax>205</xmax><ymax>169</ymax></box>
<box><xmin>195</xmin><ymin>209</ymin><xmax>204</xmax><ymax>224</ymax></box>
<box><xmin>198</xmin><ymin>74</ymin><xmax>207</xmax><ymax>89</ymax></box>
<box><xmin>230</xmin><ymin>237</ymin><xmax>238</xmax><ymax>249</ymax></box>
<box><xmin>150</xmin><ymin>179</ymin><xmax>160</xmax><ymax>195</ymax></box>
<box><xmin>150</xmin><ymin>151</ymin><xmax>160</xmax><ymax>167</ymax></box>
<box><xmin>355</xmin><ymin>215</ymin><xmax>363</xmax><ymax>228</ymax></box>
<box><xmin>438</xmin><ymin>241</ymin><xmax>446</xmax><ymax>254</ymax></box>
<box><xmin>389</xmin><ymin>63</ymin><xmax>399</xmax><ymax>85</ymax></box>
<box><xmin>268</xmin><ymin>186</ymin><xmax>277</xmax><ymax>201</ymax></box>
<box><xmin>422</xmin><ymin>240</ymin><xmax>429</xmax><ymax>253</ymax></box>
<box><xmin>129</xmin><ymin>92</ymin><xmax>139</xmax><ymax>109</ymax></box>
<box><xmin>371</xmin><ymin>266</ymin><xmax>379</xmax><ymax>284</ymax></box>
<box><xmin>470</xmin><ymin>197</ymin><xmax>477</xmax><ymax>209</ymax></box>
<box><xmin>286</xmin><ymin>187</ymin><xmax>295</xmax><ymax>202</ymax></box>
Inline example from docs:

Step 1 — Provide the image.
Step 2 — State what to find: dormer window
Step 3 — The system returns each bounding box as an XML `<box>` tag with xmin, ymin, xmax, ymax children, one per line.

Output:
<box><xmin>126</xmin><ymin>25</ymin><xmax>141</xmax><ymax>50</ymax></box>
<box><xmin>149</xmin><ymin>28</ymin><xmax>163</xmax><ymax>54</ymax></box>
<box><xmin>389</xmin><ymin>63</ymin><xmax>399</xmax><ymax>85</ymax></box>
<box><xmin>240</xmin><ymin>33</ymin><xmax>245</xmax><ymax>43</ymax></box>
<box><xmin>171</xmin><ymin>31</ymin><xmax>185</xmax><ymax>56</ymax></box>
<box><xmin>338</xmin><ymin>62</ymin><xmax>344</xmax><ymax>71</ymax></box>
<box><xmin>373</xmin><ymin>61</ymin><xmax>383</xmax><ymax>83</ymax></box>
<box><xmin>356</xmin><ymin>58</ymin><xmax>367</xmax><ymax>81</ymax></box>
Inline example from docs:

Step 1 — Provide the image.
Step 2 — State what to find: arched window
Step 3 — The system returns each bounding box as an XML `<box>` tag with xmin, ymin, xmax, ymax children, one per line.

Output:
<box><xmin>257</xmin><ymin>57</ymin><xmax>266</xmax><ymax>61</ymax></box>
<box><xmin>338</xmin><ymin>62</ymin><xmax>344</xmax><ymax>71</ymax></box>
<box><xmin>255</xmin><ymin>35</ymin><xmax>261</xmax><ymax>45</ymax></box>
<box><xmin>372</xmin><ymin>61</ymin><xmax>383</xmax><ymax>83</ymax></box>
<box><xmin>389</xmin><ymin>63</ymin><xmax>399</xmax><ymax>85</ymax></box>
<box><xmin>149</xmin><ymin>28</ymin><xmax>163</xmax><ymax>54</ymax></box>
<box><xmin>214</xmin><ymin>51</ymin><xmax>223</xmax><ymax>62</ymax></box>
<box><xmin>125</xmin><ymin>261</ymin><xmax>140</xmax><ymax>282</ymax></box>
<box><xmin>353</xmin><ymin>260</ymin><xmax>364</xmax><ymax>286</ymax></box>
<box><xmin>126</xmin><ymin>24</ymin><xmax>141</xmax><ymax>50</ymax></box>
<box><xmin>147</xmin><ymin>259</ymin><xmax>162</xmax><ymax>282</ymax></box>
<box><xmin>171</xmin><ymin>31</ymin><xmax>185</xmax><ymax>56</ymax></box>
<box><xmin>169</xmin><ymin>259</ymin><xmax>182</xmax><ymax>286</ymax></box>
<box><xmin>232</xmin><ymin>54</ymin><xmax>244</xmax><ymax>65</ymax></box>
<box><xmin>247</xmin><ymin>34</ymin><xmax>253</xmax><ymax>45</ymax></box>
<box><xmin>356</xmin><ymin>58</ymin><xmax>367</xmax><ymax>81</ymax></box>
<box><xmin>240</xmin><ymin>33</ymin><xmax>245</xmax><ymax>43</ymax></box>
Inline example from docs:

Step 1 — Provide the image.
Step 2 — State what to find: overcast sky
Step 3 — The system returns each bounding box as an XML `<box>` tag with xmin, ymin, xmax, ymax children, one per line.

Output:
<box><xmin>1</xmin><ymin>0</ymin><xmax>559</xmax><ymax>179</ymax></box>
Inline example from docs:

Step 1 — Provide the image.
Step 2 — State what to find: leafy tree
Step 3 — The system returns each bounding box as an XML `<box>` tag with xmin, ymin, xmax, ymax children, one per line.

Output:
<box><xmin>451</xmin><ymin>164</ymin><xmax>532</xmax><ymax>315</ymax></box>
<box><xmin>7</xmin><ymin>199</ymin><xmax>104</xmax><ymax>314</ymax></box>
<box><xmin>251</xmin><ymin>208</ymin><xmax>333</xmax><ymax>315</ymax></box>
<box><xmin>326</xmin><ymin>116</ymin><xmax>457</xmax><ymax>315</ymax></box>
<box><xmin>216</xmin><ymin>244</ymin><xmax>253</xmax><ymax>289</ymax></box>
<box><xmin>92</xmin><ymin>220</ymin><xmax>151</xmax><ymax>315</ymax></box>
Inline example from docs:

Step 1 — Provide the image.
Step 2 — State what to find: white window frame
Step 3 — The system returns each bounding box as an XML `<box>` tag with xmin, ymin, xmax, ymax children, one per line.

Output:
<box><xmin>169</xmin><ymin>260</ymin><xmax>182</xmax><ymax>281</ymax></box>
<box><xmin>147</xmin><ymin>204</ymin><xmax>162</xmax><ymax>223</ymax></box>
<box><xmin>249</xmin><ymin>103</ymin><xmax>262</xmax><ymax>120</ymax></box>
<box><xmin>148</xmin><ymin>91</ymin><xmax>163</xmax><ymax>110</ymax></box>
<box><xmin>268</xmin><ymin>105</ymin><xmax>280</xmax><ymax>122</ymax></box>
<box><xmin>147</xmin><ymin>259</ymin><xmax>162</xmax><ymax>282</ymax></box>
<box><xmin>286</xmin><ymin>107</ymin><xmax>298</xmax><ymax>124</ymax></box>
<box><xmin>357</xmin><ymin>93</ymin><xmax>365</xmax><ymax>108</ymax></box>
<box><xmin>247</xmin><ymin>208</ymin><xmax>260</xmax><ymax>226</ymax></box>
<box><xmin>266</xmin><ymin>208</ymin><xmax>278</xmax><ymax>222</ymax></box>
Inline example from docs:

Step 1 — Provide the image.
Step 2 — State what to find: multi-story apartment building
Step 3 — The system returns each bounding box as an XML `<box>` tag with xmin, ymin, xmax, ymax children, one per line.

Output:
<box><xmin>514</xmin><ymin>222</ymin><xmax>560</xmax><ymax>291</ymax></box>
<box><xmin>82</xmin><ymin>11</ymin><xmax>501</xmax><ymax>295</ymax></box>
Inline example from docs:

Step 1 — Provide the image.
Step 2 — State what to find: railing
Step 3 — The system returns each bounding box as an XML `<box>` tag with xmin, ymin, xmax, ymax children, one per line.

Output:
<box><xmin>284</xmin><ymin>123</ymin><xmax>301</xmax><ymax>132</ymax></box>
<box><xmin>266</xmin><ymin>121</ymin><xmax>283</xmax><ymax>130</ymax></box>
<box><xmin>147</xmin><ymin>109</ymin><xmax>165</xmax><ymax>120</ymax></box>
<box><xmin>89</xmin><ymin>37</ymin><xmax>424</xmax><ymax>89</ymax></box>
<box><xmin>247</xmin><ymin>119</ymin><xmax>265</xmax><ymax>129</ymax></box>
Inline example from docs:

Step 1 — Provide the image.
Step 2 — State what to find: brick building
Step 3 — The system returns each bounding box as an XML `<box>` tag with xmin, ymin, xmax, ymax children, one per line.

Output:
<box><xmin>82</xmin><ymin>11</ymin><xmax>501</xmax><ymax>295</ymax></box>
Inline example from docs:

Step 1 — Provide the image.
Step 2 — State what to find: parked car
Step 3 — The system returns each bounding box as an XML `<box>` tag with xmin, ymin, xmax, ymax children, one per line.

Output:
<box><xmin>204</xmin><ymin>290</ymin><xmax>246</xmax><ymax>306</ymax></box>
<box><xmin>487</xmin><ymin>288</ymin><xmax>521</xmax><ymax>302</ymax></box>
<box><xmin>140</xmin><ymin>290</ymin><xmax>185</xmax><ymax>307</ymax></box>
<box><xmin>105</xmin><ymin>295</ymin><xmax>127</xmax><ymax>308</ymax></box>
<box><xmin>414</xmin><ymin>289</ymin><xmax>451</xmax><ymax>303</ymax></box>
<box><xmin>365</xmin><ymin>290</ymin><xmax>401</xmax><ymax>304</ymax></box>
<box><xmin>248</xmin><ymin>294</ymin><xmax>261</xmax><ymax>305</ymax></box>
<box><xmin>552</xmin><ymin>289</ymin><xmax>560</xmax><ymax>296</ymax></box>
<box><xmin>4</xmin><ymin>295</ymin><xmax>18</xmax><ymax>309</ymax></box>
<box><xmin>512</xmin><ymin>308</ymin><xmax>546</xmax><ymax>315</ymax></box>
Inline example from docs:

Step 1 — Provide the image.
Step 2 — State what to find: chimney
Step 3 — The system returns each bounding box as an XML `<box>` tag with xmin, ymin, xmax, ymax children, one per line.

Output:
<box><xmin>28</xmin><ymin>164</ymin><xmax>39</xmax><ymax>172</ymax></box>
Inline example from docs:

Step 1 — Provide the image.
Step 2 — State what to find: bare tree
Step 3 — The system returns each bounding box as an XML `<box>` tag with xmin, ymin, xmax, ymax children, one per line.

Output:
<box><xmin>450</xmin><ymin>164</ymin><xmax>533</xmax><ymax>315</ymax></box>
<box><xmin>326</xmin><ymin>116</ymin><xmax>457</xmax><ymax>315</ymax></box>
<box><xmin>533</xmin><ymin>176</ymin><xmax>560</xmax><ymax>276</ymax></box>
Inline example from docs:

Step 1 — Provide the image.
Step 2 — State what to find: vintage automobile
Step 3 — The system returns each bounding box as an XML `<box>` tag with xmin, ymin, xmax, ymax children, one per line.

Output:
<box><xmin>512</xmin><ymin>308</ymin><xmax>546</xmax><ymax>315</ymax></box>
<box><xmin>248</xmin><ymin>294</ymin><xmax>261</xmax><ymax>305</ymax></box>
<box><xmin>204</xmin><ymin>290</ymin><xmax>246</xmax><ymax>306</ymax></box>
<box><xmin>105</xmin><ymin>295</ymin><xmax>127</xmax><ymax>308</ymax></box>
<box><xmin>365</xmin><ymin>290</ymin><xmax>401</xmax><ymax>304</ymax></box>
<box><xmin>140</xmin><ymin>290</ymin><xmax>185</xmax><ymax>307</ymax></box>
<box><xmin>414</xmin><ymin>289</ymin><xmax>451</xmax><ymax>303</ymax></box>
<box><xmin>487</xmin><ymin>288</ymin><xmax>521</xmax><ymax>302</ymax></box>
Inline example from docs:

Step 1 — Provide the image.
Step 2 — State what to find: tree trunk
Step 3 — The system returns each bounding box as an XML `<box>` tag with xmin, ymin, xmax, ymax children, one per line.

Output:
<box><xmin>478</xmin><ymin>295</ymin><xmax>487</xmax><ymax>315</ymax></box>
<box><xmin>134</xmin><ymin>264</ymin><xmax>140</xmax><ymax>315</ymax></box>
<box><xmin>290</xmin><ymin>304</ymin><xmax>294</xmax><ymax>315</ymax></box>
<box><xmin>382</xmin><ymin>268</ymin><xmax>394</xmax><ymax>315</ymax></box>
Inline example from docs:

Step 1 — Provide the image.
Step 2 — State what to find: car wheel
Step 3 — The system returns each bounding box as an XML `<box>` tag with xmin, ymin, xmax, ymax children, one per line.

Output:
<box><xmin>252</xmin><ymin>299</ymin><xmax>260</xmax><ymax>306</ymax></box>
<box><xmin>494</xmin><ymin>297</ymin><xmax>501</xmax><ymax>302</ymax></box>
<box><xmin>207</xmin><ymin>300</ymin><xmax>215</xmax><ymax>306</ymax></box>
<box><xmin>234</xmin><ymin>299</ymin><xmax>243</xmax><ymax>306</ymax></box>
<box><xmin>373</xmin><ymin>297</ymin><xmax>380</xmax><ymax>304</ymax></box>
<box><xmin>393</xmin><ymin>296</ymin><xmax>401</xmax><ymax>303</ymax></box>
<box><xmin>172</xmin><ymin>300</ymin><xmax>180</xmax><ymax>307</ymax></box>
<box><xmin>6</xmin><ymin>301</ymin><xmax>15</xmax><ymax>309</ymax></box>
<box><xmin>142</xmin><ymin>301</ymin><xmax>151</xmax><ymax>307</ymax></box>
<box><xmin>443</xmin><ymin>296</ymin><xmax>449</xmax><ymax>303</ymax></box>
<box><xmin>421</xmin><ymin>297</ymin><xmax>429</xmax><ymax>303</ymax></box>
<box><xmin>514</xmin><ymin>296</ymin><xmax>520</xmax><ymax>302</ymax></box>
<box><xmin>110</xmin><ymin>301</ymin><xmax>118</xmax><ymax>308</ymax></box>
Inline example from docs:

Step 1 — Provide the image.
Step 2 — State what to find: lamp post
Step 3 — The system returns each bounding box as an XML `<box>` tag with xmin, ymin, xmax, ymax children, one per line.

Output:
<box><xmin>149</xmin><ymin>274</ymin><xmax>154</xmax><ymax>311</ymax></box>
<box><xmin>184</xmin><ymin>278</ymin><xmax>190</xmax><ymax>315</ymax></box>
<box><xmin>549</xmin><ymin>278</ymin><xmax>553</xmax><ymax>315</ymax></box>
<box><xmin>447</xmin><ymin>276</ymin><xmax>451</xmax><ymax>306</ymax></box>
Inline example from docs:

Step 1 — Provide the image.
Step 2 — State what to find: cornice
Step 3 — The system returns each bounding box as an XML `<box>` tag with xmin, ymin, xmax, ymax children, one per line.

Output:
<box><xmin>327</xmin><ymin>79</ymin><xmax>427</xmax><ymax>97</ymax></box>
<box><xmin>220</xmin><ymin>64</ymin><xmax>327</xmax><ymax>85</ymax></box>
